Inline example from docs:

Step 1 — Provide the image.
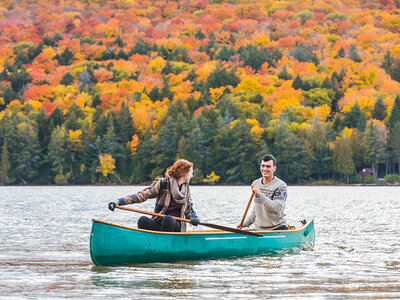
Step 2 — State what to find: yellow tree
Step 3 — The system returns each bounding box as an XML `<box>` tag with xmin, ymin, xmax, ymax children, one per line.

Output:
<box><xmin>203</xmin><ymin>172</ymin><xmax>220</xmax><ymax>185</ymax></box>
<box><xmin>264</xmin><ymin>82</ymin><xmax>302</xmax><ymax>117</ymax></box>
<box><xmin>129</xmin><ymin>134</ymin><xmax>140</xmax><ymax>156</ymax></box>
<box><xmin>68</xmin><ymin>129</ymin><xmax>82</xmax><ymax>151</ymax></box>
<box><xmin>96</xmin><ymin>154</ymin><xmax>116</xmax><ymax>181</ymax></box>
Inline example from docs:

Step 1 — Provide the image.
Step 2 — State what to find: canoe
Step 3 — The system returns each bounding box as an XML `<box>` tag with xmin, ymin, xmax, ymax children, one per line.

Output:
<box><xmin>90</xmin><ymin>218</ymin><xmax>315</xmax><ymax>266</ymax></box>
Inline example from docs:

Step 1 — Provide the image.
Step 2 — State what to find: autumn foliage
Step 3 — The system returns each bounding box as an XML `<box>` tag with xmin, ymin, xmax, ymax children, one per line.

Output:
<box><xmin>1</xmin><ymin>0</ymin><xmax>400</xmax><ymax>184</ymax></box>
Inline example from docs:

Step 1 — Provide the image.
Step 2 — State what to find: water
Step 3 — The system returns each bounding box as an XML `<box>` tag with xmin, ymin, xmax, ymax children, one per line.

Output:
<box><xmin>0</xmin><ymin>185</ymin><xmax>399</xmax><ymax>299</ymax></box>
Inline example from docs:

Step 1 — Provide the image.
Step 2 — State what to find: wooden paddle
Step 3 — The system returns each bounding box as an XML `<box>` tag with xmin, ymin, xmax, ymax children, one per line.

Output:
<box><xmin>238</xmin><ymin>192</ymin><xmax>255</xmax><ymax>228</ymax></box>
<box><xmin>115</xmin><ymin>206</ymin><xmax>263</xmax><ymax>237</ymax></box>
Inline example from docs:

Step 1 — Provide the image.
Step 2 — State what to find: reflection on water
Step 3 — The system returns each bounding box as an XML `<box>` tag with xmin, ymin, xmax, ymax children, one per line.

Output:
<box><xmin>1</xmin><ymin>185</ymin><xmax>400</xmax><ymax>298</ymax></box>
<box><xmin>91</xmin><ymin>272</ymin><xmax>196</xmax><ymax>290</ymax></box>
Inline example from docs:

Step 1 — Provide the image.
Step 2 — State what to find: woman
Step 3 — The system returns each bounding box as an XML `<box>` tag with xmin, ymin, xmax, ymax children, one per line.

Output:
<box><xmin>108</xmin><ymin>159</ymin><xmax>200</xmax><ymax>232</ymax></box>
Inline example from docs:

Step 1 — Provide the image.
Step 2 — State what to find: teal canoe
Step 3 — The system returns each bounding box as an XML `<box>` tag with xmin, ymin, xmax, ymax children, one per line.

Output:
<box><xmin>90</xmin><ymin>218</ymin><xmax>315</xmax><ymax>266</ymax></box>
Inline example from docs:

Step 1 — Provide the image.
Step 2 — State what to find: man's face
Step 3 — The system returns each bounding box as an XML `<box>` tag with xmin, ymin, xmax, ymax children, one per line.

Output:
<box><xmin>260</xmin><ymin>160</ymin><xmax>276</xmax><ymax>179</ymax></box>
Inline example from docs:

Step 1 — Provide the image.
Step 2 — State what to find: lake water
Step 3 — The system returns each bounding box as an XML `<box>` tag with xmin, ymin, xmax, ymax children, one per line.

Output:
<box><xmin>0</xmin><ymin>185</ymin><xmax>399</xmax><ymax>299</ymax></box>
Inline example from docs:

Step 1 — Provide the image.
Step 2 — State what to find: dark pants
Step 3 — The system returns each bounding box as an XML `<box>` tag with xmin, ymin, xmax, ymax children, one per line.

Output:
<box><xmin>273</xmin><ymin>224</ymin><xmax>288</xmax><ymax>230</ymax></box>
<box><xmin>138</xmin><ymin>215</ymin><xmax>181</xmax><ymax>232</ymax></box>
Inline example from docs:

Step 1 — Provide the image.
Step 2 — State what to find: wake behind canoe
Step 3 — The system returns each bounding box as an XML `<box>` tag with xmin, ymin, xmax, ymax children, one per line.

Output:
<box><xmin>90</xmin><ymin>218</ymin><xmax>315</xmax><ymax>266</ymax></box>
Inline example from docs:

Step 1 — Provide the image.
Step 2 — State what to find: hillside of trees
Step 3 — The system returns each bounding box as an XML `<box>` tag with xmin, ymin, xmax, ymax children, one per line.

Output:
<box><xmin>1</xmin><ymin>0</ymin><xmax>400</xmax><ymax>185</ymax></box>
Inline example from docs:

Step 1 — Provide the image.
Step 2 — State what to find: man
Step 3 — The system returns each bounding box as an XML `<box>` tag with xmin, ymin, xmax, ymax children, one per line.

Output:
<box><xmin>237</xmin><ymin>154</ymin><xmax>288</xmax><ymax>230</ymax></box>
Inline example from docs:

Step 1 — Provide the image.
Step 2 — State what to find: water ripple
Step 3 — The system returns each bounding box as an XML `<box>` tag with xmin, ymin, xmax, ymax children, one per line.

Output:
<box><xmin>0</xmin><ymin>185</ymin><xmax>399</xmax><ymax>298</ymax></box>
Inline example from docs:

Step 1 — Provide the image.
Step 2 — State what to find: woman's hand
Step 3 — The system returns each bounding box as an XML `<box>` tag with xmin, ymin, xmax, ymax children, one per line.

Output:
<box><xmin>190</xmin><ymin>218</ymin><xmax>200</xmax><ymax>226</ymax></box>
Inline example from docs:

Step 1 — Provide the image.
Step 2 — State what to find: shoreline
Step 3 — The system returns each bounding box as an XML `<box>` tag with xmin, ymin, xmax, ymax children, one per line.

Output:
<box><xmin>0</xmin><ymin>182</ymin><xmax>399</xmax><ymax>187</ymax></box>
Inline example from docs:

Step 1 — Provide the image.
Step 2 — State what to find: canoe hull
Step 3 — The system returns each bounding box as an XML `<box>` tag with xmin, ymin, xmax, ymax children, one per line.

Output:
<box><xmin>90</xmin><ymin>218</ymin><xmax>315</xmax><ymax>266</ymax></box>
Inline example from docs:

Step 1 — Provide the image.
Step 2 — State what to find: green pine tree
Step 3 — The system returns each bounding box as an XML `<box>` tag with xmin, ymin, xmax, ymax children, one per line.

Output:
<box><xmin>332</xmin><ymin>135</ymin><xmax>355</xmax><ymax>183</ymax></box>
<box><xmin>0</xmin><ymin>140</ymin><xmax>11</xmax><ymax>183</ymax></box>
<box><xmin>272</xmin><ymin>121</ymin><xmax>308</xmax><ymax>183</ymax></box>
<box><xmin>130</xmin><ymin>129</ymin><xmax>155</xmax><ymax>182</ymax></box>
<box><xmin>115</xmin><ymin>101</ymin><xmax>133</xmax><ymax>145</ymax></box>
<box><xmin>172</xmin><ymin>46</ymin><xmax>193</xmax><ymax>63</ymax></box>
<box><xmin>55</xmin><ymin>47</ymin><xmax>74</xmax><ymax>66</ymax></box>
<box><xmin>49</xmin><ymin>107</ymin><xmax>64</xmax><ymax>129</ymax></box>
<box><xmin>389</xmin><ymin>122</ymin><xmax>400</xmax><ymax>175</ymax></box>
<box><xmin>149</xmin><ymin>87</ymin><xmax>161</xmax><ymax>102</ymax></box>
<box><xmin>216</xmin><ymin>45</ymin><xmax>235</xmax><ymax>61</ymax></box>
<box><xmin>10</xmin><ymin>63</ymin><xmax>32</xmax><ymax>93</ymax></box>
<box><xmin>356</xmin><ymin>110</ymin><xmax>366</xmax><ymax>131</ymax></box>
<box><xmin>349</xmin><ymin>44</ymin><xmax>362</xmax><ymax>63</ymax></box>
<box><xmin>98</xmin><ymin>116</ymin><xmax>126</xmax><ymax>179</ymax></box>
<box><xmin>349</xmin><ymin>129</ymin><xmax>366</xmax><ymax>171</ymax></box>
<box><xmin>362</xmin><ymin>120</ymin><xmax>386</xmax><ymax>180</ymax></box>
<box><xmin>343</xmin><ymin>102</ymin><xmax>364</xmax><ymax>129</ymax></box>
<box><xmin>381</xmin><ymin>50</ymin><xmax>393</xmax><ymax>74</ymax></box>
<box><xmin>372</xmin><ymin>97</ymin><xmax>388</xmax><ymax>121</ymax></box>
<box><xmin>292</xmin><ymin>74</ymin><xmax>303</xmax><ymax>90</ymax></box>
<box><xmin>308</xmin><ymin>120</ymin><xmax>332</xmax><ymax>180</ymax></box>
<box><xmin>338</xmin><ymin>46</ymin><xmax>346</xmax><ymax>58</ymax></box>
<box><xmin>132</xmin><ymin>39</ymin><xmax>150</xmax><ymax>55</ymax></box>
<box><xmin>15</xmin><ymin>118</ymin><xmax>42</xmax><ymax>183</ymax></box>
<box><xmin>278</xmin><ymin>66</ymin><xmax>292</xmax><ymax>80</ymax></box>
<box><xmin>389</xmin><ymin>95</ymin><xmax>400</xmax><ymax>129</ymax></box>
<box><xmin>195</xmin><ymin>29</ymin><xmax>206</xmax><ymax>40</ymax></box>
<box><xmin>321</xmin><ymin>76</ymin><xmax>334</xmax><ymax>89</ymax></box>
<box><xmin>206</xmin><ymin>65</ymin><xmax>240</xmax><ymax>89</ymax></box>
<box><xmin>160</xmin><ymin>78</ymin><xmax>174</xmax><ymax>100</ymax></box>
<box><xmin>60</xmin><ymin>72</ymin><xmax>74</xmax><ymax>85</ymax></box>
<box><xmin>48</xmin><ymin>125</ymin><xmax>68</xmax><ymax>177</ymax></box>
<box><xmin>151</xmin><ymin>116</ymin><xmax>180</xmax><ymax>177</ymax></box>
<box><xmin>113</xmin><ymin>35</ymin><xmax>125</xmax><ymax>48</ymax></box>
<box><xmin>183</xmin><ymin>123</ymin><xmax>207</xmax><ymax>176</ymax></box>
<box><xmin>388</xmin><ymin>96</ymin><xmax>400</xmax><ymax>173</ymax></box>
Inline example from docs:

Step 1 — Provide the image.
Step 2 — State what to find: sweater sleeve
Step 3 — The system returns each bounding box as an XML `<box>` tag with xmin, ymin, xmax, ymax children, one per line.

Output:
<box><xmin>187</xmin><ymin>203</ymin><xmax>198</xmax><ymax>219</ymax></box>
<box><xmin>120</xmin><ymin>179</ymin><xmax>161</xmax><ymax>205</ymax></box>
<box><xmin>185</xmin><ymin>188</ymin><xmax>198</xmax><ymax>219</ymax></box>
<box><xmin>257</xmin><ymin>185</ymin><xmax>287</xmax><ymax>214</ymax></box>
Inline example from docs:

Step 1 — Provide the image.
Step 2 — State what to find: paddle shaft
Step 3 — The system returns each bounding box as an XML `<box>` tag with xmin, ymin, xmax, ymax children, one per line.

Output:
<box><xmin>239</xmin><ymin>192</ymin><xmax>255</xmax><ymax>227</ymax></box>
<box><xmin>115</xmin><ymin>206</ymin><xmax>262</xmax><ymax>237</ymax></box>
<box><xmin>117</xmin><ymin>205</ymin><xmax>191</xmax><ymax>223</ymax></box>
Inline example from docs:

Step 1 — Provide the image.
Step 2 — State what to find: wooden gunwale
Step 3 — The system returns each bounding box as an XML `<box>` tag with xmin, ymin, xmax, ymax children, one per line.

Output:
<box><xmin>91</xmin><ymin>217</ymin><xmax>314</xmax><ymax>235</ymax></box>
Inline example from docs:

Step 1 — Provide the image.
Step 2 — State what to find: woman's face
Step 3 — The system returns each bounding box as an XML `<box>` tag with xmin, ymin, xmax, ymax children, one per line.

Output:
<box><xmin>182</xmin><ymin>167</ymin><xmax>193</xmax><ymax>183</ymax></box>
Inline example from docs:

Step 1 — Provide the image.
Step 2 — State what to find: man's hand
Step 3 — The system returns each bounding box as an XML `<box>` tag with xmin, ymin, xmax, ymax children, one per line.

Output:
<box><xmin>251</xmin><ymin>183</ymin><xmax>262</xmax><ymax>197</ymax></box>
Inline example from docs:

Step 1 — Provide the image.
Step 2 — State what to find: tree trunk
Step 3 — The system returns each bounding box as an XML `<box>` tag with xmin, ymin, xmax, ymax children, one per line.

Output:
<box><xmin>19</xmin><ymin>175</ymin><xmax>27</xmax><ymax>184</ymax></box>
<box><xmin>398</xmin><ymin>157</ymin><xmax>400</xmax><ymax>175</ymax></box>
<box><xmin>371</xmin><ymin>159</ymin><xmax>376</xmax><ymax>181</ymax></box>
<box><xmin>114</xmin><ymin>172</ymin><xmax>124</xmax><ymax>184</ymax></box>
<box><xmin>386</xmin><ymin>154</ymin><xmax>389</xmax><ymax>175</ymax></box>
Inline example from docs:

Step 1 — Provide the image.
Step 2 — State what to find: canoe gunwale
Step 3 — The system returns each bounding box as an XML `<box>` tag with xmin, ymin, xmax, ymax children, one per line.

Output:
<box><xmin>91</xmin><ymin>217</ymin><xmax>314</xmax><ymax>236</ymax></box>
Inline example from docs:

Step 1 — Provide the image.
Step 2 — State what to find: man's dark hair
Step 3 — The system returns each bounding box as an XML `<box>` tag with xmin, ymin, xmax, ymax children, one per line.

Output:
<box><xmin>262</xmin><ymin>154</ymin><xmax>276</xmax><ymax>166</ymax></box>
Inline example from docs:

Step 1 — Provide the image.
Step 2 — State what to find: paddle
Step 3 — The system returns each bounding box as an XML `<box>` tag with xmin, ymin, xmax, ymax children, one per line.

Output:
<box><xmin>238</xmin><ymin>192</ymin><xmax>255</xmax><ymax>228</ymax></box>
<box><xmin>115</xmin><ymin>206</ymin><xmax>263</xmax><ymax>237</ymax></box>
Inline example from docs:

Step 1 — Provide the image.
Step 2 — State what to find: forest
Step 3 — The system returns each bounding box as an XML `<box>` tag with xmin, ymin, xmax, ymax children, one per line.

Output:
<box><xmin>1</xmin><ymin>0</ymin><xmax>400</xmax><ymax>185</ymax></box>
